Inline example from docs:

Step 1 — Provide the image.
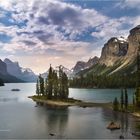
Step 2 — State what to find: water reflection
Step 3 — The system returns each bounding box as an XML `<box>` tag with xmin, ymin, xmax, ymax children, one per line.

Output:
<box><xmin>35</xmin><ymin>106</ymin><xmax>69</xmax><ymax>138</ymax></box>
<box><xmin>0</xmin><ymin>97</ymin><xmax>18</xmax><ymax>102</ymax></box>
<box><xmin>46</xmin><ymin>108</ymin><xmax>69</xmax><ymax>138</ymax></box>
<box><xmin>101</xmin><ymin>108</ymin><xmax>135</xmax><ymax>139</ymax></box>
<box><xmin>112</xmin><ymin>111</ymin><xmax>129</xmax><ymax>134</ymax></box>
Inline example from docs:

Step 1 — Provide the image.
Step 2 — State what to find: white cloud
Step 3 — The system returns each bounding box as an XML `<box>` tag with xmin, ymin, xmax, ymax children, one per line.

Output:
<box><xmin>116</xmin><ymin>0</ymin><xmax>140</xmax><ymax>10</ymax></box>
<box><xmin>0</xmin><ymin>0</ymin><xmax>139</xmax><ymax>73</ymax></box>
<box><xmin>0</xmin><ymin>0</ymin><xmax>107</xmax><ymax>53</ymax></box>
<box><xmin>91</xmin><ymin>15</ymin><xmax>140</xmax><ymax>43</ymax></box>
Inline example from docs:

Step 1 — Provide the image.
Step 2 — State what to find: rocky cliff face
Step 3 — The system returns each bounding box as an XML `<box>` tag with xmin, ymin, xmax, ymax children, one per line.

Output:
<box><xmin>75</xmin><ymin>25</ymin><xmax>140</xmax><ymax>76</ymax></box>
<box><xmin>4</xmin><ymin>58</ymin><xmax>37</xmax><ymax>82</ymax></box>
<box><xmin>73</xmin><ymin>56</ymin><xmax>99</xmax><ymax>73</ymax></box>
<box><xmin>126</xmin><ymin>25</ymin><xmax>140</xmax><ymax>58</ymax></box>
<box><xmin>99</xmin><ymin>37</ymin><xmax>128</xmax><ymax>66</ymax></box>
<box><xmin>73</xmin><ymin>61</ymin><xmax>86</xmax><ymax>74</ymax></box>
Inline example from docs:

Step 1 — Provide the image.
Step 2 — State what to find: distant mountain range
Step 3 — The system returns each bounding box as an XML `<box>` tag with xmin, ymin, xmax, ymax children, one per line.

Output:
<box><xmin>41</xmin><ymin>65</ymin><xmax>74</xmax><ymax>79</ymax></box>
<box><xmin>0</xmin><ymin>59</ymin><xmax>23</xmax><ymax>83</ymax></box>
<box><xmin>72</xmin><ymin>25</ymin><xmax>140</xmax><ymax>77</ymax></box>
<box><xmin>0</xmin><ymin>58</ymin><xmax>37</xmax><ymax>83</ymax></box>
<box><xmin>72</xmin><ymin>56</ymin><xmax>99</xmax><ymax>74</ymax></box>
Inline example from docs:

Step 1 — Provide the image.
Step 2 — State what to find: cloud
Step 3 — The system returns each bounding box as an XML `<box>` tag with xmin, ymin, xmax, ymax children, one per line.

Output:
<box><xmin>91</xmin><ymin>15</ymin><xmax>140</xmax><ymax>42</ymax></box>
<box><xmin>116</xmin><ymin>0</ymin><xmax>140</xmax><ymax>10</ymax></box>
<box><xmin>0</xmin><ymin>0</ymin><xmax>139</xmax><ymax>73</ymax></box>
<box><xmin>0</xmin><ymin>0</ymin><xmax>107</xmax><ymax>52</ymax></box>
<box><xmin>21</xmin><ymin>40</ymin><xmax>37</xmax><ymax>46</ymax></box>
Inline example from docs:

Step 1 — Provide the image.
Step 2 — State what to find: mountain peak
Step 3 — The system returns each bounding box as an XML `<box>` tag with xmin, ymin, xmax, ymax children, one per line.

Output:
<box><xmin>73</xmin><ymin>56</ymin><xmax>99</xmax><ymax>73</ymax></box>
<box><xmin>4</xmin><ymin>58</ymin><xmax>37</xmax><ymax>82</ymax></box>
<box><xmin>4</xmin><ymin>58</ymin><xmax>19</xmax><ymax>66</ymax></box>
<box><xmin>130</xmin><ymin>25</ymin><xmax>140</xmax><ymax>35</ymax></box>
<box><xmin>4</xmin><ymin>58</ymin><xmax>12</xmax><ymax>63</ymax></box>
<box><xmin>99</xmin><ymin>35</ymin><xmax>128</xmax><ymax>66</ymax></box>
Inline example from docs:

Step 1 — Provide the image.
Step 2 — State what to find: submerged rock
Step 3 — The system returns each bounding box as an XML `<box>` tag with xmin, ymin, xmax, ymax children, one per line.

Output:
<box><xmin>49</xmin><ymin>133</ymin><xmax>55</xmax><ymax>136</ymax></box>
<box><xmin>11</xmin><ymin>89</ymin><xmax>20</xmax><ymax>91</ymax></box>
<box><xmin>107</xmin><ymin>121</ymin><xmax>120</xmax><ymax>130</ymax></box>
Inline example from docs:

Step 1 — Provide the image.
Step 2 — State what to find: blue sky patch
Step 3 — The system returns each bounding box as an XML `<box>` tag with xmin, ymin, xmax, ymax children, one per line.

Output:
<box><xmin>0</xmin><ymin>33</ymin><xmax>12</xmax><ymax>43</ymax></box>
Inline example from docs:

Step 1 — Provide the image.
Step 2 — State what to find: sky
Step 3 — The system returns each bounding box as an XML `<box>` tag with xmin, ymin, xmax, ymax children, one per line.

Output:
<box><xmin>0</xmin><ymin>0</ymin><xmax>140</xmax><ymax>74</ymax></box>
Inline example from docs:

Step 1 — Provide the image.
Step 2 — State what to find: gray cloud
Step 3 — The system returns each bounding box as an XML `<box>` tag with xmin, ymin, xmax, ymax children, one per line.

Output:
<box><xmin>21</xmin><ymin>40</ymin><xmax>37</xmax><ymax>46</ymax></box>
<box><xmin>48</xmin><ymin>5</ymin><xmax>81</xmax><ymax>26</ymax></box>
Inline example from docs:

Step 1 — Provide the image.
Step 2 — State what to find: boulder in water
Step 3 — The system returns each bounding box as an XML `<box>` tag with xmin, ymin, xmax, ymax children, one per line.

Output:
<box><xmin>107</xmin><ymin>121</ymin><xmax>120</xmax><ymax>130</ymax></box>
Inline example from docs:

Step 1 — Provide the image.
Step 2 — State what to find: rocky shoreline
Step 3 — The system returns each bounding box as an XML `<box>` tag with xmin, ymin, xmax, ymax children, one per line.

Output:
<box><xmin>28</xmin><ymin>95</ymin><xmax>112</xmax><ymax>108</ymax></box>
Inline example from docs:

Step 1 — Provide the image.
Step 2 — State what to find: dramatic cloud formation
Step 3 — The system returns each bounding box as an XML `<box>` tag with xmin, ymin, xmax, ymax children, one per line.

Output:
<box><xmin>0</xmin><ymin>0</ymin><xmax>139</xmax><ymax>73</ymax></box>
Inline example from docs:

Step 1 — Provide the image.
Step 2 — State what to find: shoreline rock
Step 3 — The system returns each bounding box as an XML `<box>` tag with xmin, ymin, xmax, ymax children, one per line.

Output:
<box><xmin>28</xmin><ymin>95</ymin><xmax>112</xmax><ymax>108</ymax></box>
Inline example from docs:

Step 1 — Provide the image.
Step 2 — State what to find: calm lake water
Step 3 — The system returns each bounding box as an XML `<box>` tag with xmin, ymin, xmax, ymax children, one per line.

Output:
<box><xmin>0</xmin><ymin>83</ymin><xmax>139</xmax><ymax>139</ymax></box>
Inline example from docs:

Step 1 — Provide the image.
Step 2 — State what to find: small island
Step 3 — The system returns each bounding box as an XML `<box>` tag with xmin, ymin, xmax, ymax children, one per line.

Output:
<box><xmin>29</xmin><ymin>65</ymin><xmax>112</xmax><ymax>108</ymax></box>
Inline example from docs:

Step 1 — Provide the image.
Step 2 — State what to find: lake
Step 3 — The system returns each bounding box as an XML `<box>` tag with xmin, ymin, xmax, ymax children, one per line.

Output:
<box><xmin>0</xmin><ymin>83</ymin><xmax>139</xmax><ymax>139</ymax></box>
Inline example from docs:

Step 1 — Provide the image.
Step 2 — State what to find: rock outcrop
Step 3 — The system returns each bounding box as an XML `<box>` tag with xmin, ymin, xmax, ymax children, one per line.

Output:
<box><xmin>99</xmin><ymin>37</ymin><xmax>128</xmax><ymax>66</ymax></box>
<box><xmin>126</xmin><ymin>25</ymin><xmax>140</xmax><ymax>58</ymax></box>
<box><xmin>73</xmin><ymin>56</ymin><xmax>99</xmax><ymax>73</ymax></box>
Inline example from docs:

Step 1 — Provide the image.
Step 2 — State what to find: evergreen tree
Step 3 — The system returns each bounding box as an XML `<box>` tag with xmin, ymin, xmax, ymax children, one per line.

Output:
<box><xmin>133</xmin><ymin>93</ymin><xmax>136</xmax><ymax>112</ymax></box>
<box><xmin>124</xmin><ymin>88</ymin><xmax>128</xmax><ymax>110</ymax></box>
<box><xmin>58</xmin><ymin>66</ymin><xmax>63</xmax><ymax>99</ymax></box>
<box><xmin>44</xmin><ymin>78</ymin><xmax>48</xmax><ymax>96</ymax></box>
<box><xmin>0</xmin><ymin>79</ymin><xmax>4</xmax><ymax>86</ymax></box>
<box><xmin>63</xmin><ymin>72</ymin><xmax>69</xmax><ymax>99</ymax></box>
<box><xmin>47</xmin><ymin>65</ymin><xmax>53</xmax><ymax>99</ymax></box>
<box><xmin>36</xmin><ymin>79</ymin><xmax>40</xmax><ymax>96</ymax></box>
<box><xmin>113</xmin><ymin>97</ymin><xmax>119</xmax><ymax>111</ymax></box>
<box><xmin>39</xmin><ymin>74</ymin><xmax>44</xmax><ymax>95</ymax></box>
<box><xmin>35</xmin><ymin>65</ymin><xmax>69</xmax><ymax>100</ymax></box>
<box><xmin>57</xmin><ymin>66</ymin><xmax>69</xmax><ymax>99</ymax></box>
<box><xmin>133</xmin><ymin>94</ymin><xmax>136</xmax><ymax>106</ymax></box>
<box><xmin>120</xmin><ymin>89</ymin><xmax>124</xmax><ymax>111</ymax></box>
<box><xmin>53</xmin><ymin>70</ymin><xmax>58</xmax><ymax>99</ymax></box>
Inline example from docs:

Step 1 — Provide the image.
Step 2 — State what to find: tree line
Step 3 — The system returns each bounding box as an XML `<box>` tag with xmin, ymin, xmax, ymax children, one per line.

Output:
<box><xmin>0</xmin><ymin>79</ymin><xmax>4</xmax><ymax>86</ymax></box>
<box><xmin>69</xmin><ymin>73</ymin><xmax>137</xmax><ymax>88</ymax></box>
<box><xmin>36</xmin><ymin>65</ymin><xmax>69</xmax><ymax>100</ymax></box>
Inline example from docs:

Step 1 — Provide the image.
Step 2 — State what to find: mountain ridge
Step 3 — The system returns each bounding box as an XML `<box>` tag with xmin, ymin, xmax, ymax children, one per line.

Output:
<box><xmin>73</xmin><ymin>25</ymin><xmax>140</xmax><ymax>77</ymax></box>
<box><xmin>4</xmin><ymin>58</ymin><xmax>37</xmax><ymax>82</ymax></box>
<box><xmin>0</xmin><ymin>59</ymin><xmax>24</xmax><ymax>83</ymax></box>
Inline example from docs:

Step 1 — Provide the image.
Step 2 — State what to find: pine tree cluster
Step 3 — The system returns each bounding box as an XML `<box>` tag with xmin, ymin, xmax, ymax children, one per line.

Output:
<box><xmin>36</xmin><ymin>65</ymin><xmax>69</xmax><ymax>100</ymax></box>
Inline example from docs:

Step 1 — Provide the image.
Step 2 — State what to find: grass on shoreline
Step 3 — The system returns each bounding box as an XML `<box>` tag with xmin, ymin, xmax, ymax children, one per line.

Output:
<box><xmin>28</xmin><ymin>95</ymin><xmax>112</xmax><ymax>108</ymax></box>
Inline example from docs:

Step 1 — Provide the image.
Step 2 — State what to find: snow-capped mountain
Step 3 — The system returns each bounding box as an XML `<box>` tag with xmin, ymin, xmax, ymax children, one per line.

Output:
<box><xmin>4</xmin><ymin>58</ymin><xmax>37</xmax><ymax>82</ymax></box>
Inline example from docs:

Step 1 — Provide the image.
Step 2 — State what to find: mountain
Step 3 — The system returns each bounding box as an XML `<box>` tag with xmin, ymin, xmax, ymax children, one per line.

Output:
<box><xmin>41</xmin><ymin>65</ymin><xmax>74</xmax><ymax>79</ymax></box>
<box><xmin>74</xmin><ymin>25</ymin><xmax>140</xmax><ymax>77</ymax></box>
<box><xmin>0</xmin><ymin>59</ymin><xmax>23</xmax><ymax>83</ymax></box>
<box><xmin>73</xmin><ymin>56</ymin><xmax>99</xmax><ymax>74</ymax></box>
<box><xmin>4</xmin><ymin>58</ymin><xmax>37</xmax><ymax>82</ymax></box>
<box><xmin>99</xmin><ymin>37</ymin><xmax>128</xmax><ymax>66</ymax></box>
<box><xmin>41</xmin><ymin>71</ymin><xmax>48</xmax><ymax>79</ymax></box>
